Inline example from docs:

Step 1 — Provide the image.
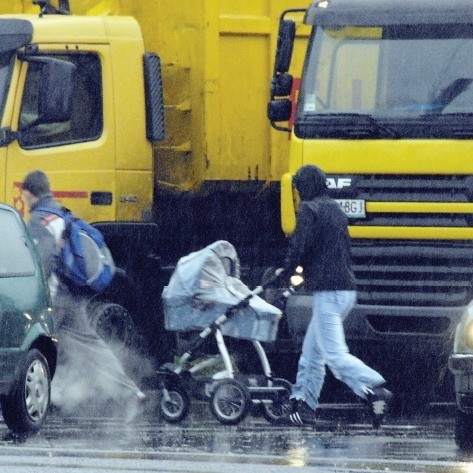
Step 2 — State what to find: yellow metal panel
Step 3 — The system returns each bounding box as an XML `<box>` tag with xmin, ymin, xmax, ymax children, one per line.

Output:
<box><xmin>216</xmin><ymin>33</ymin><xmax>270</xmax><ymax>180</ymax></box>
<box><xmin>219</xmin><ymin>0</ymin><xmax>269</xmax><ymax>16</ymax></box>
<box><xmin>105</xmin><ymin>18</ymin><xmax>152</xmax><ymax>172</ymax></box>
<box><xmin>301</xmin><ymin>139</ymin><xmax>473</xmax><ymax>174</ymax></box>
<box><xmin>349</xmin><ymin>226</ymin><xmax>473</xmax><ymax>240</ymax></box>
<box><xmin>0</xmin><ymin>2</ymin><xmax>22</xmax><ymax>13</ymax></box>
<box><xmin>367</xmin><ymin>202</ymin><xmax>473</xmax><ymax>214</ymax></box>
<box><xmin>116</xmin><ymin>171</ymin><xmax>153</xmax><ymax>221</ymax></box>
<box><xmin>281</xmin><ymin>172</ymin><xmax>296</xmax><ymax>235</ymax></box>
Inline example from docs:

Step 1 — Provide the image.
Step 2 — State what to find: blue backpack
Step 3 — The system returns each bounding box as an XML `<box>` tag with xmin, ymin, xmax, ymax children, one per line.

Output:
<box><xmin>37</xmin><ymin>206</ymin><xmax>116</xmax><ymax>292</ymax></box>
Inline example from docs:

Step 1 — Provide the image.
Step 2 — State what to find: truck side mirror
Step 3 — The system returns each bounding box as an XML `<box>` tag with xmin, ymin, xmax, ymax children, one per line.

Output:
<box><xmin>271</xmin><ymin>73</ymin><xmax>293</xmax><ymax>97</ymax></box>
<box><xmin>37</xmin><ymin>58</ymin><xmax>76</xmax><ymax>123</ymax></box>
<box><xmin>143</xmin><ymin>53</ymin><xmax>165</xmax><ymax>142</ymax></box>
<box><xmin>268</xmin><ymin>99</ymin><xmax>292</xmax><ymax>123</ymax></box>
<box><xmin>17</xmin><ymin>54</ymin><xmax>76</xmax><ymax>127</ymax></box>
<box><xmin>274</xmin><ymin>20</ymin><xmax>295</xmax><ymax>74</ymax></box>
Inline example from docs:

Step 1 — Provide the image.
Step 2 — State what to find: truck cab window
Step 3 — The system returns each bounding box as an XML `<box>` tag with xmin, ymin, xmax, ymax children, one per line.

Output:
<box><xmin>296</xmin><ymin>24</ymin><xmax>473</xmax><ymax>139</ymax></box>
<box><xmin>0</xmin><ymin>52</ymin><xmax>14</xmax><ymax>124</ymax></box>
<box><xmin>19</xmin><ymin>52</ymin><xmax>102</xmax><ymax>149</ymax></box>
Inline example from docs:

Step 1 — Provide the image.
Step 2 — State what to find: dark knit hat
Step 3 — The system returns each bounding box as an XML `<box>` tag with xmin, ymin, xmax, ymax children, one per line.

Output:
<box><xmin>22</xmin><ymin>170</ymin><xmax>51</xmax><ymax>197</ymax></box>
<box><xmin>293</xmin><ymin>165</ymin><xmax>327</xmax><ymax>200</ymax></box>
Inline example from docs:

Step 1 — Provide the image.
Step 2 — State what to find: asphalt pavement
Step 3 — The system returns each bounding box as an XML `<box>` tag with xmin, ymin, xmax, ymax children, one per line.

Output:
<box><xmin>0</xmin><ymin>399</ymin><xmax>471</xmax><ymax>472</ymax></box>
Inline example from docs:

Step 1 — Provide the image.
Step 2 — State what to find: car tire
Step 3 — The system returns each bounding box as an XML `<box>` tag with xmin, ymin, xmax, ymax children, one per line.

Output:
<box><xmin>455</xmin><ymin>409</ymin><xmax>473</xmax><ymax>451</ymax></box>
<box><xmin>1</xmin><ymin>349</ymin><xmax>51</xmax><ymax>434</ymax></box>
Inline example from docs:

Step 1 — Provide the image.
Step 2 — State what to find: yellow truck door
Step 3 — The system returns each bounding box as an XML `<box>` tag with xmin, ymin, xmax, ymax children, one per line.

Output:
<box><xmin>7</xmin><ymin>43</ymin><xmax>116</xmax><ymax>222</ymax></box>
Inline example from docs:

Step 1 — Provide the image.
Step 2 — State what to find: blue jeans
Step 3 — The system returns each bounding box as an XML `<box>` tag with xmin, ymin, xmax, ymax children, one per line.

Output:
<box><xmin>291</xmin><ymin>290</ymin><xmax>385</xmax><ymax>411</ymax></box>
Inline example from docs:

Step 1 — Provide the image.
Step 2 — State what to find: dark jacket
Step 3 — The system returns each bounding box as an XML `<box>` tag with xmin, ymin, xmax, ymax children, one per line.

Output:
<box><xmin>27</xmin><ymin>193</ymin><xmax>63</xmax><ymax>281</ymax></box>
<box><xmin>283</xmin><ymin>165</ymin><xmax>356</xmax><ymax>292</ymax></box>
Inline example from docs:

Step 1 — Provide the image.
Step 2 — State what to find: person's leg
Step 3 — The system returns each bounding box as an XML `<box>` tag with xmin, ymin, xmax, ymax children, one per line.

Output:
<box><xmin>291</xmin><ymin>292</ymin><xmax>326</xmax><ymax>412</ymax></box>
<box><xmin>316</xmin><ymin>290</ymin><xmax>392</xmax><ymax>427</ymax></box>
<box><xmin>52</xmin><ymin>293</ymin><xmax>145</xmax><ymax>418</ymax></box>
<box><xmin>316</xmin><ymin>291</ymin><xmax>385</xmax><ymax>399</ymax></box>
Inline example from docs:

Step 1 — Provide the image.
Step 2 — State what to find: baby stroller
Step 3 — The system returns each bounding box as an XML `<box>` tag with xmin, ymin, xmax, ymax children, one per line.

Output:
<box><xmin>158</xmin><ymin>240</ymin><xmax>292</xmax><ymax>425</ymax></box>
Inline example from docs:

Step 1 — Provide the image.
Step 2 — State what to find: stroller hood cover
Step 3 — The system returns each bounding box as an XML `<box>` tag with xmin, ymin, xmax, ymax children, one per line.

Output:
<box><xmin>162</xmin><ymin>241</ymin><xmax>282</xmax><ymax>342</ymax></box>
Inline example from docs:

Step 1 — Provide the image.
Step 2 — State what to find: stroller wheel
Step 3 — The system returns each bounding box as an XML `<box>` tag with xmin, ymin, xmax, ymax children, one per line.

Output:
<box><xmin>261</xmin><ymin>378</ymin><xmax>292</xmax><ymax>424</ymax></box>
<box><xmin>210</xmin><ymin>379</ymin><xmax>250</xmax><ymax>425</ymax></box>
<box><xmin>160</xmin><ymin>385</ymin><xmax>190</xmax><ymax>423</ymax></box>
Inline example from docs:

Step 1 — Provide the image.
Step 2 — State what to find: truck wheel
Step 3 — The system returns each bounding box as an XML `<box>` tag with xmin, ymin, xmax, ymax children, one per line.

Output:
<box><xmin>455</xmin><ymin>409</ymin><xmax>473</xmax><ymax>451</ymax></box>
<box><xmin>1</xmin><ymin>349</ymin><xmax>51</xmax><ymax>434</ymax></box>
<box><xmin>210</xmin><ymin>379</ymin><xmax>250</xmax><ymax>425</ymax></box>
<box><xmin>87</xmin><ymin>301</ymin><xmax>135</xmax><ymax>352</ymax></box>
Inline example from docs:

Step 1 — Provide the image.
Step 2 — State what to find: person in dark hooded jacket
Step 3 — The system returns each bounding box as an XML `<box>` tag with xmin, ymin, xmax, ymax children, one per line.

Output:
<box><xmin>281</xmin><ymin>165</ymin><xmax>392</xmax><ymax>428</ymax></box>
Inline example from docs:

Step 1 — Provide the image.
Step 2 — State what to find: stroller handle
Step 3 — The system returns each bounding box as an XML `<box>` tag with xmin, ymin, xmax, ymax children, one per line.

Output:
<box><xmin>259</xmin><ymin>268</ymin><xmax>285</xmax><ymax>291</ymax></box>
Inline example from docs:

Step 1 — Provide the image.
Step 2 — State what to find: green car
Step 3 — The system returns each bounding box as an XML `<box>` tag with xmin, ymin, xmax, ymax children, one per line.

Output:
<box><xmin>0</xmin><ymin>203</ymin><xmax>57</xmax><ymax>434</ymax></box>
<box><xmin>449</xmin><ymin>301</ymin><xmax>473</xmax><ymax>451</ymax></box>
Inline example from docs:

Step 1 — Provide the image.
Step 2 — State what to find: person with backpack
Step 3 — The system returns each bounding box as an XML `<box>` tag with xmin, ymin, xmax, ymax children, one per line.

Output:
<box><xmin>278</xmin><ymin>165</ymin><xmax>393</xmax><ymax>428</ymax></box>
<box><xmin>22</xmin><ymin>170</ymin><xmax>146</xmax><ymax>421</ymax></box>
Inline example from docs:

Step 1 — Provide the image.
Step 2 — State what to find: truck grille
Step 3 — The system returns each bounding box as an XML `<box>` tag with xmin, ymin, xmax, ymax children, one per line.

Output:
<box><xmin>350</xmin><ymin>174</ymin><xmax>473</xmax><ymax>227</ymax></box>
<box><xmin>352</xmin><ymin>240</ymin><xmax>473</xmax><ymax>307</ymax></box>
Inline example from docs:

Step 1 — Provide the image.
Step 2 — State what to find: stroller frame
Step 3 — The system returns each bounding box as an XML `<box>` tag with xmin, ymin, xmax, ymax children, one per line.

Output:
<box><xmin>158</xmin><ymin>288</ymin><xmax>292</xmax><ymax>425</ymax></box>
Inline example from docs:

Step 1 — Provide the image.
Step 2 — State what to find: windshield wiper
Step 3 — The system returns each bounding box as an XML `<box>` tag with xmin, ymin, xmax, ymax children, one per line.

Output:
<box><xmin>427</xmin><ymin>78</ymin><xmax>473</xmax><ymax>114</ymax></box>
<box><xmin>315</xmin><ymin>113</ymin><xmax>400</xmax><ymax>138</ymax></box>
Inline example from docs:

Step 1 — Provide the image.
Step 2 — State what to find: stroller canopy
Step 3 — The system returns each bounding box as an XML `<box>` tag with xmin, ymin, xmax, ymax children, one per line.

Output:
<box><xmin>162</xmin><ymin>241</ymin><xmax>282</xmax><ymax>342</ymax></box>
<box><xmin>168</xmin><ymin>240</ymin><xmax>241</xmax><ymax>297</ymax></box>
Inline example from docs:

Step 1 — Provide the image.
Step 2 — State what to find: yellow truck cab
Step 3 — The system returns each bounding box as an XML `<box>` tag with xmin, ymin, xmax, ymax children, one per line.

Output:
<box><xmin>269</xmin><ymin>0</ymin><xmax>473</xmax><ymax>404</ymax></box>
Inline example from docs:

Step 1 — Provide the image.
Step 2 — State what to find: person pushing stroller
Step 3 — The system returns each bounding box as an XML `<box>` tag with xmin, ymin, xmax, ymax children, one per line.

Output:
<box><xmin>277</xmin><ymin>165</ymin><xmax>393</xmax><ymax>428</ymax></box>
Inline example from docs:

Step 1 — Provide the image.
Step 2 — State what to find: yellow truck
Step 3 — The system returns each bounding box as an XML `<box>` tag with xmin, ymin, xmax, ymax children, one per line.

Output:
<box><xmin>269</xmin><ymin>0</ymin><xmax>473</xmax><ymax>403</ymax></box>
<box><xmin>0</xmin><ymin>0</ymin><xmax>307</xmax><ymax>377</ymax></box>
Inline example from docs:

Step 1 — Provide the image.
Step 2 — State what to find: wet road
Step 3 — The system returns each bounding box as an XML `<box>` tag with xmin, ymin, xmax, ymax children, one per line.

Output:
<box><xmin>0</xmin><ymin>401</ymin><xmax>472</xmax><ymax>472</ymax></box>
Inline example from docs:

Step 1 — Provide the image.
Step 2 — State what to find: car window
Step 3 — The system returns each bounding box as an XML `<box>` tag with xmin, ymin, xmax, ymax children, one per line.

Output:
<box><xmin>0</xmin><ymin>209</ymin><xmax>35</xmax><ymax>277</ymax></box>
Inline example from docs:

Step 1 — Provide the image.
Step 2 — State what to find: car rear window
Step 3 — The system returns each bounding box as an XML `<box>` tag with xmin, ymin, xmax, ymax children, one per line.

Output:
<box><xmin>0</xmin><ymin>209</ymin><xmax>35</xmax><ymax>277</ymax></box>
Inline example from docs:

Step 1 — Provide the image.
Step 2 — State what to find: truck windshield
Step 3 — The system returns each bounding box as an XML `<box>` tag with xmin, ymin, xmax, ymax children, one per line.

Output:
<box><xmin>0</xmin><ymin>52</ymin><xmax>14</xmax><ymax>125</ymax></box>
<box><xmin>296</xmin><ymin>24</ymin><xmax>473</xmax><ymax>139</ymax></box>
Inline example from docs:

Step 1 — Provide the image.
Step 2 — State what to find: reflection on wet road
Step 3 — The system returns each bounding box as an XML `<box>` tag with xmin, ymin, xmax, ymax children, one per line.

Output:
<box><xmin>0</xmin><ymin>403</ymin><xmax>473</xmax><ymax>472</ymax></box>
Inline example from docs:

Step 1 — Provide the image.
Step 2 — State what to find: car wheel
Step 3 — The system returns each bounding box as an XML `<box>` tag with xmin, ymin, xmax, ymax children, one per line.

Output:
<box><xmin>455</xmin><ymin>409</ymin><xmax>473</xmax><ymax>451</ymax></box>
<box><xmin>1</xmin><ymin>349</ymin><xmax>51</xmax><ymax>434</ymax></box>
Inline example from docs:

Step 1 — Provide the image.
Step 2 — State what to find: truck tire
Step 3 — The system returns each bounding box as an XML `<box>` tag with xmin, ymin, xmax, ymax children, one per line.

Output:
<box><xmin>87</xmin><ymin>300</ymin><xmax>135</xmax><ymax>353</ymax></box>
<box><xmin>1</xmin><ymin>349</ymin><xmax>51</xmax><ymax>434</ymax></box>
<box><xmin>455</xmin><ymin>409</ymin><xmax>473</xmax><ymax>451</ymax></box>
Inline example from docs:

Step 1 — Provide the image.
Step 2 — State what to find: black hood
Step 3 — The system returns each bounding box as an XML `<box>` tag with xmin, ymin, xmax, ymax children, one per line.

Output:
<box><xmin>293</xmin><ymin>165</ymin><xmax>327</xmax><ymax>200</ymax></box>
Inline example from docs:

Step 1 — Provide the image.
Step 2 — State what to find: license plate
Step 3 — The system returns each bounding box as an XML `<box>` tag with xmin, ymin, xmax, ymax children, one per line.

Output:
<box><xmin>336</xmin><ymin>199</ymin><xmax>366</xmax><ymax>218</ymax></box>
